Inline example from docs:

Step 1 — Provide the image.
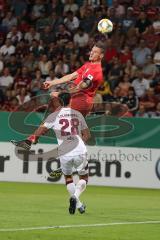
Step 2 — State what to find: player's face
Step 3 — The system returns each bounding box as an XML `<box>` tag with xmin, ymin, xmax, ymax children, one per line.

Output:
<box><xmin>89</xmin><ymin>46</ymin><xmax>103</xmax><ymax>62</ymax></box>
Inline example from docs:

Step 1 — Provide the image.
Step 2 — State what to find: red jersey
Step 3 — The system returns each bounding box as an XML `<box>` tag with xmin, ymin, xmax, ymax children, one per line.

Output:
<box><xmin>15</xmin><ymin>75</ymin><xmax>32</xmax><ymax>89</ymax></box>
<box><xmin>74</xmin><ymin>62</ymin><xmax>103</xmax><ymax>97</ymax></box>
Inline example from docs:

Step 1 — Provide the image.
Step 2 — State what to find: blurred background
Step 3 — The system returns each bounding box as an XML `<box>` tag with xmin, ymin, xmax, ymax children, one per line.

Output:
<box><xmin>0</xmin><ymin>0</ymin><xmax>159</xmax><ymax>117</ymax></box>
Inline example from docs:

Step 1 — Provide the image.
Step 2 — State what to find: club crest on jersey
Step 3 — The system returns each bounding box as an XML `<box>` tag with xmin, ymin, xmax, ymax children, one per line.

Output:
<box><xmin>87</xmin><ymin>74</ymin><xmax>93</xmax><ymax>80</ymax></box>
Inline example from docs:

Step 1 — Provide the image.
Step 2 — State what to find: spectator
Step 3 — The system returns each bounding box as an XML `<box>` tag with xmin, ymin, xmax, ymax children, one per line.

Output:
<box><xmin>108</xmin><ymin>57</ymin><xmax>123</xmax><ymax>91</ymax></box>
<box><xmin>29</xmin><ymin>39</ymin><xmax>44</xmax><ymax>58</ymax></box>
<box><xmin>45</xmin><ymin>69</ymin><xmax>57</xmax><ymax>82</ymax></box>
<box><xmin>5</xmin><ymin>55</ymin><xmax>21</xmax><ymax>76</ymax></box>
<box><xmin>18</xmin><ymin>19</ymin><xmax>30</xmax><ymax>34</ymax></box>
<box><xmin>105</xmin><ymin>39</ymin><xmax>118</xmax><ymax>65</ymax></box>
<box><xmin>154</xmin><ymin>43</ymin><xmax>160</xmax><ymax>71</ymax></box>
<box><xmin>24</xmin><ymin>27</ymin><xmax>40</xmax><ymax>44</ymax></box>
<box><xmin>56</xmin><ymin>24</ymin><xmax>72</xmax><ymax>44</ymax></box>
<box><xmin>64</xmin><ymin>10</ymin><xmax>79</xmax><ymax>32</ymax></box>
<box><xmin>36</xmin><ymin>11</ymin><xmax>50</xmax><ymax>31</ymax></box>
<box><xmin>31</xmin><ymin>69</ymin><xmax>44</xmax><ymax>96</ymax></box>
<box><xmin>0</xmin><ymin>67</ymin><xmax>13</xmax><ymax>93</ymax></box>
<box><xmin>11</xmin><ymin>0</ymin><xmax>28</xmax><ymax>18</ymax></box>
<box><xmin>109</xmin><ymin>0</ymin><xmax>125</xmax><ymax>19</ymax></box>
<box><xmin>107</xmin><ymin>7</ymin><xmax>119</xmax><ymax>25</ymax></box>
<box><xmin>135</xmin><ymin>11</ymin><xmax>152</xmax><ymax>35</ymax></box>
<box><xmin>125</xmin><ymin>27</ymin><xmax>138</xmax><ymax>50</ymax></box>
<box><xmin>22</xmin><ymin>52</ymin><xmax>38</xmax><ymax>73</ymax></box>
<box><xmin>142</xmin><ymin>55</ymin><xmax>159</xmax><ymax>83</ymax></box>
<box><xmin>142</xmin><ymin>25</ymin><xmax>160</xmax><ymax>51</ymax></box>
<box><xmin>2</xmin><ymin>96</ymin><xmax>19</xmax><ymax>112</ymax></box>
<box><xmin>149</xmin><ymin>102</ymin><xmax>160</xmax><ymax>118</ymax></box>
<box><xmin>0</xmin><ymin>38</ymin><xmax>15</xmax><ymax>57</ymax></box>
<box><xmin>110</xmin><ymin>23</ymin><xmax>125</xmax><ymax>50</ymax></box>
<box><xmin>152</xmin><ymin>12</ymin><xmax>160</xmax><ymax>35</ymax></box>
<box><xmin>14</xmin><ymin>66</ymin><xmax>32</xmax><ymax>91</ymax></box>
<box><xmin>40</xmin><ymin>25</ymin><xmax>55</xmax><ymax>44</ymax></box>
<box><xmin>121</xmin><ymin>87</ymin><xmax>139</xmax><ymax>115</ymax></box>
<box><xmin>16</xmin><ymin>39</ymin><xmax>29</xmax><ymax>58</ymax></box>
<box><xmin>64</xmin><ymin>41</ymin><xmax>76</xmax><ymax>60</ymax></box>
<box><xmin>31</xmin><ymin>0</ymin><xmax>45</xmax><ymax>21</ymax></box>
<box><xmin>93</xmin><ymin>92</ymin><xmax>103</xmax><ymax>114</ymax></box>
<box><xmin>6</xmin><ymin>25</ymin><xmax>22</xmax><ymax>44</ymax></box>
<box><xmin>54</xmin><ymin>59</ymin><xmax>70</xmax><ymax>77</ymax></box>
<box><xmin>122</xmin><ymin>7</ymin><xmax>136</xmax><ymax>33</ymax></box>
<box><xmin>140</xmin><ymin>87</ymin><xmax>159</xmax><ymax>112</ymax></box>
<box><xmin>124</xmin><ymin>59</ymin><xmax>138</xmax><ymax>80</ymax></box>
<box><xmin>47</xmin><ymin>0</ymin><xmax>64</xmax><ymax>15</ymax></box>
<box><xmin>119</xmin><ymin>45</ymin><xmax>132</xmax><ymax>65</ymax></box>
<box><xmin>17</xmin><ymin>88</ymin><xmax>31</xmax><ymax>105</ymax></box>
<box><xmin>63</xmin><ymin>0</ymin><xmax>78</xmax><ymax>15</ymax></box>
<box><xmin>118</xmin><ymin>73</ymin><xmax>132</xmax><ymax>97</ymax></box>
<box><xmin>132</xmin><ymin>68</ymin><xmax>149</xmax><ymax>98</ymax></box>
<box><xmin>135</xmin><ymin>104</ymin><xmax>149</xmax><ymax>118</ymax></box>
<box><xmin>80</xmin><ymin>8</ymin><xmax>96</xmax><ymax>33</ymax></box>
<box><xmin>97</xmin><ymin>81</ymin><xmax>112</xmax><ymax>102</ymax></box>
<box><xmin>133</xmin><ymin>39</ymin><xmax>151</xmax><ymax>67</ymax></box>
<box><xmin>0</xmin><ymin>55</ymin><xmax>4</xmax><ymax>73</ymax></box>
<box><xmin>38</xmin><ymin>54</ymin><xmax>52</xmax><ymax>78</ymax></box>
<box><xmin>48</xmin><ymin>12</ymin><xmax>63</xmax><ymax>32</ymax></box>
<box><xmin>73</xmin><ymin>27</ymin><xmax>89</xmax><ymax>48</ymax></box>
<box><xmin>1</xmin><ymin>11</ymin><xmax>17</xmax><ymax>31</ymax></box>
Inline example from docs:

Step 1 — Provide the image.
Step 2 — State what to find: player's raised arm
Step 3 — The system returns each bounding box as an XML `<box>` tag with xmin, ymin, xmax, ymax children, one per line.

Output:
<box><xmin>42</xmin><ymin>71</ymin><xmax>78</xmax><ymax>90</ymax></box>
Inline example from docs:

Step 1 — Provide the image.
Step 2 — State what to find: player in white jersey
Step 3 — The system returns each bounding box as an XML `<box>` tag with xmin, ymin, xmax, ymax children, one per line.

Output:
<box><xmin>11</xmin><ymin>92</ymin><xmax>91</xmax><ymax>215</ymax></box>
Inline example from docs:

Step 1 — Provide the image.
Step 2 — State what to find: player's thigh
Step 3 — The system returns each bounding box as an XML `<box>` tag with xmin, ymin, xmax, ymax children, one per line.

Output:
<box><xmin>60</xmin><ymin>156</ymin><xmax>74</xmax><ymax>175</ymax></box>
<box><xmin>73</xmin><ymin>154</ymin><xmax>88</xmax><ymax>176</ymax></box>
<box><xmin>70</xmin><ymin>93</ymin><xmax>93</xmax><ymax>116</ymax></box>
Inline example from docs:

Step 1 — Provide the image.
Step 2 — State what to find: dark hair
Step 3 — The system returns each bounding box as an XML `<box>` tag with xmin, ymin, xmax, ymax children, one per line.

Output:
<box><xmin>58</xmin><ymin>92</ymin><xmax>71</xmax><ymax>106</ymax></box>
<box><xmin>94</xmin><ymin>42</ymin><xmax>106</xmax><ymax>54</ymax></box>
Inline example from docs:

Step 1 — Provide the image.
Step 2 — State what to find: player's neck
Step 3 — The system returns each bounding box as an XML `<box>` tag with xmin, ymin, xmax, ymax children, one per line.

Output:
<box><xmin>90</xmin><ymin>60</ymin><xmax>101</xmax><ymax>64</ymax></box>
<box><xmin>63</xmin><ymin>104</ymin><xmax>70</xmax><ymax>108</ymax></box>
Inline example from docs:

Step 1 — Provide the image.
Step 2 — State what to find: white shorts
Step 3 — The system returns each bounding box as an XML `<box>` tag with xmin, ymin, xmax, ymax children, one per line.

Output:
<box><xmin>60</xmin><ymin>154</ymin><xmax>88</xmax><ymax>176</ymax></box>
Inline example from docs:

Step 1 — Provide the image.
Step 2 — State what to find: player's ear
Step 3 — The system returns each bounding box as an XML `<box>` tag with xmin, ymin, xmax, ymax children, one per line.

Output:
<box><xmin>100</xmin><ymin>52</ymin><xmax>104</xmax><ymax>59</ymax></box>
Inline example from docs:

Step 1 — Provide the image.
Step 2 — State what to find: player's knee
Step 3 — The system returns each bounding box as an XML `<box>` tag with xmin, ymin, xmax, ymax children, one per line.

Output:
<box><xmin>79</xmin><ymin>174</ymin><xmax>88</xmax><ymax>184</ymax></box>
<box><xmin>64</xmin><ymin>175</ymin><xmax>73</xmax><ymax>185</ymax></box>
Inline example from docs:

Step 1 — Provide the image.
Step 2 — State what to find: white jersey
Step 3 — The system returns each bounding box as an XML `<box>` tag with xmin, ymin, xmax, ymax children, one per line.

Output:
<box><xmin>44</xmin><ymin>107</ymin><xmax>88</xmax><ymax>157</ymax></box>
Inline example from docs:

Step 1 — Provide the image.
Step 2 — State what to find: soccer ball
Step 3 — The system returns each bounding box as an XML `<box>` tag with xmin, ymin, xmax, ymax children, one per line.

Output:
<box><xmin>97</xmin><ymin>19</ymin><xmax>113</xmax><ymax>34</ymax></box>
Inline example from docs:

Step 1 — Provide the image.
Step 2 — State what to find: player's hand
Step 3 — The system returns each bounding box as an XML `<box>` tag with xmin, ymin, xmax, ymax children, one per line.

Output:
<box><xmin>50</xmin><ymin>91</ymin><xmax>59</xmax><ymax>98</ymax></box>
<box><xmin>42</xmin><ymin>81</ymin><xmax>52</xmax><ymax>90</ymax></box>
<box><xmin>27</xmin><ymin>135</ymin><xmax>38</xmax><ymax>144</ymax></box>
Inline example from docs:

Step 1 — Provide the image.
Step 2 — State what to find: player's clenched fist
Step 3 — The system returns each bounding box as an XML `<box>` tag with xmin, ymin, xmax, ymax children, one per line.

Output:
<box><xmin>42</xmin><ymin>81</ymin><xmax>52</xmax><ymax>89</ymax></box>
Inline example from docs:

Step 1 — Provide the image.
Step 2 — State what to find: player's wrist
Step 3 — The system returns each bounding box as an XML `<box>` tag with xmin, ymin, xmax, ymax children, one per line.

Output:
<box><xmin>27</xmin><ymin>135</ymin><xmax>38</xmax><ymax>144</ymax></box>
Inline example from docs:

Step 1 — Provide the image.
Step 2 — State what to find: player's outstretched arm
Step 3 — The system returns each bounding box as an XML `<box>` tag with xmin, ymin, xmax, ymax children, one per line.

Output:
<box><xmin>11</xmin><ymin>124</ymin><xmax>49</xmax><ymax>151</ymax></box>
<box><xmin>42</xmin><ymin>72</ymin><xmax>78</xmax><ymax>89</ymax></box>
<box><xmin>27</xmin><ymin>124</ymin><xmax>49</xmax><ymax>144</ymax></box>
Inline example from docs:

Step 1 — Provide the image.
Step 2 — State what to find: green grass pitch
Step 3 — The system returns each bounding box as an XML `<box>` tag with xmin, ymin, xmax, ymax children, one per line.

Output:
<box><xmin>0</xmin><ymin>182</ymin><xmax>160</xmax><ymax>240</ymax></box>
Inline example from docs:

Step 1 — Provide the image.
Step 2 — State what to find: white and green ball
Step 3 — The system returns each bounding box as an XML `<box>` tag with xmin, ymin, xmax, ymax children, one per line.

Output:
<box><xmin>97</xmin><ymin>19</ymin><xmax>113</xmax><ymax>34</ymax></box>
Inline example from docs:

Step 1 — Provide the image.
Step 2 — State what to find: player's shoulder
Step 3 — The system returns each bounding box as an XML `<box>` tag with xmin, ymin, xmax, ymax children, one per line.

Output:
<box><xmin>69</xmin><ymin>107</ymin><xmax>85</xmax><ymax>119</ymax></box>
<box><xmin>45</xmin><ymin>108</ymin><xmax>63</xmax><ymax>120</ymax></box>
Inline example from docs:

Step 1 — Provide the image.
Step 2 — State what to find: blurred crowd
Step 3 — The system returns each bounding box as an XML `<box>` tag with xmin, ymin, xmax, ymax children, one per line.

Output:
<box><xmin>0</xmin><ymin>0</ymin><xmax>159</xmax><ymax>117</ymax></box>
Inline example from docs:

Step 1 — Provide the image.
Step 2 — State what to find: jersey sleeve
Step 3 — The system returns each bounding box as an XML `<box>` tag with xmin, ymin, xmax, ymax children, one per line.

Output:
<box><xmin>43</xmin><ymin>113</ymin><xmax>56</xmax><ymax>129</ymax></box>
<box><xmin>76</xmin><ymin>63</ymin><xmax>87</xmax><ymax>75</ymax></box>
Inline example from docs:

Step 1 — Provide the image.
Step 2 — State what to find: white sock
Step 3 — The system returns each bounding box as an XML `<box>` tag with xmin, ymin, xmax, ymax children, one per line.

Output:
<box><xmin>76</xmin><ymin>198</ymin><xmax>83</xmax><ymax>209</ymax></box>
<box><xmin>66</xmin><ymin>182</ymin><xmax>76</xmax><ymax>196</ymax></box>
<box><xmin>74</xmin><ymin>179</ymin><xmax>86</xmax><ymax>199</ymax></box>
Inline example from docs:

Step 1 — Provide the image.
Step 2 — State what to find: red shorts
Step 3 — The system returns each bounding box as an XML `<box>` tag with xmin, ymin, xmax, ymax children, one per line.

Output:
<box><xmin>70</xmin><ymin>92</ymin><xmax>93</xmax><ymax>116</ymax></box>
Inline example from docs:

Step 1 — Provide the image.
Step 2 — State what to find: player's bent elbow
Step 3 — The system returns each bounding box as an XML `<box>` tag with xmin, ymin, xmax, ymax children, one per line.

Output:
<box><xmin>82</xmin><ymin>129</ymin><xmax>91</xmax><ymax>142</ymax></box>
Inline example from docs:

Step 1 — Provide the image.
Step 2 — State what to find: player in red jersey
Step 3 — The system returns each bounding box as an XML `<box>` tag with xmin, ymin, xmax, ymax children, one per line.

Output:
<box><xmin>42</xmin><ymin>43</ymin><xmax>104</xmax><ymax>116</ymax></box>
